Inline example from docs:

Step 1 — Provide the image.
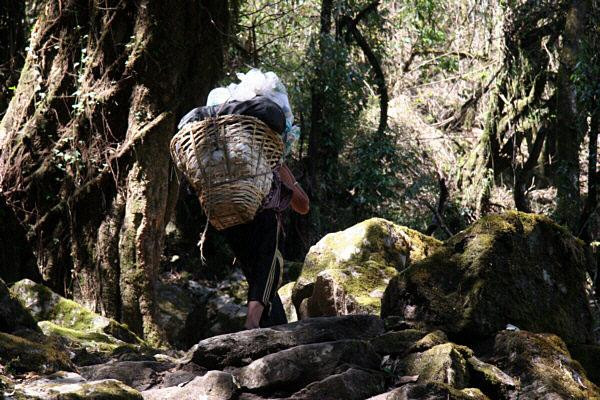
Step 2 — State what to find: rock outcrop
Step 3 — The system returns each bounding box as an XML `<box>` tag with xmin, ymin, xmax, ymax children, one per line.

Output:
<box><xmin>292</xmin><ymin>218</ymin><xmax>441</xmax><ymax>318</ymax></box>
<box><xmin>187</xmin><ymin>314</ymin><xmax>384</xmax><ymax>369</ymax></box>
<box><xmin>382</xmin><ymin>211</ymin><xmax>595</xmax><ymax>344</ymax></box>
<box><xmin>2</xmin><ymin>212</ymin><xmax>600</xmax><ymax>399</ymax></box>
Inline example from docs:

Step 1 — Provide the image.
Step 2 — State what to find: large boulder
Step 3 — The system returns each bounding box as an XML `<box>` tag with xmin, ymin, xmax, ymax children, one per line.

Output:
<box><xmin>382</xmin><ymin>211</ymin><xmax>595</xmax><ymax>344</ymax></box>
<box><xmin>187</xmin><ymin>315</ymin><xmax>384</xmax><ymax>369</ymax></box>
<box><xmin>0</xmin><ymin>277</ymin><xmax>38</xmax><ymax>333</ymax></box>
<box><xmin>10</xmin><ymin>279</ymin><xmax>145</xmax><ymax>352</ymax></box>
<box><xmin>293</xmin><ymin>218</ymin><xmax>441</xmax><ymax>318</ymax></box>
<box><xmin>232</xmin><ymin>339</ymin><xmax>381</xmax><ymax>392</ymax></box>
<box><xmin>493</xmin><ymin>330</ymin><xmax>600</xmax><ymax>398</ymax></box>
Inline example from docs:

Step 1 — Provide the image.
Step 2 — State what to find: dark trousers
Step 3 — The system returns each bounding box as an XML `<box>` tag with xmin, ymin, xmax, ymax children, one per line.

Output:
<box><xmin>223</xmin><ymin>209</ymin><xmax>287</xmax><ymax>327</ymax></box>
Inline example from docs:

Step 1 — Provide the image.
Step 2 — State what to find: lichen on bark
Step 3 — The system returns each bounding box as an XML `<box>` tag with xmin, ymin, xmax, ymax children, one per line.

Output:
<box><xmin>0</xmin><ymin>0</ymin><xmax>230</xmax><ymax>346</ymax></box>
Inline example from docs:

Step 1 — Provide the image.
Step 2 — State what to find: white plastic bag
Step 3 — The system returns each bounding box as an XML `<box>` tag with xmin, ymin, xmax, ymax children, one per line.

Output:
<box><xmin>207</xmin><ymin>68</ymin><xmax>295</xmax><ymax>127</ymax></box>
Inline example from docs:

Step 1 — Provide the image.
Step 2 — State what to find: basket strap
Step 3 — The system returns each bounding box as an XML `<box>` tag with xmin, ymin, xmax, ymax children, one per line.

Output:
<box><xmin>262</xmin><ymin>221</ymin><xmax>283</xmax><ymax>306</ymax></box>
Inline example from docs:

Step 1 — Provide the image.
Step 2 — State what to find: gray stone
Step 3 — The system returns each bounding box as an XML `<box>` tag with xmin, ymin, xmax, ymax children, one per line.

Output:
<box><xmin>278</xmin><ymin>282</ymin><xmax>298</xmax><ymax>323</ymax></box>
<box><xmin>0</xmin><ymin>277</ymin><xmax>38</xmax><ymax>333</ymax></box>
<box><xmin>366</xmin><ymin>383</ymin><xmax>490</xmax><ymax>400</ymax></box>
<box><xmin>493</xmin><ymin>330</ymin><xmax>600</xmax><ymax>399</ymax></box>
<box><xmin>369</xmin><ymin>329</ymin><xmax>428</xmax><ymax>355</ymax></box>
<box><xmin>79</xmin><ymin>360</ymin><xmax>174</xmax><ymax>391</ymax></box>
<box><xmin>15</xmin><ymin>371</ymin><xmax>142</xmax><ymax>399</ymax></box>
<box><xmin>154</xmin><ymin>362</ymin><xmax>207</xmax><ymax>389</ymax></box>
<box><xmin>141</xmin><ymin>370</ymin><xmax>237</xmax><ymax>400</ymax></box>
<box><xmin>289</xmin><ymin>367</ymin><xmax>386</xmax><ymax>400</ymax></box>
<box><xmin>187</xmin><ymin>315</ymin><xmax>384</xmax><ymax>369</ymax></box>
<box><xmin>156</xmin><ymin>280</ymin><xmax>209</xmax><ymax>349</ymax></box>
<box><xmin>233</xmin><ymin>339</ymin><xmax>381</xmax><ymax>391</ymax></box>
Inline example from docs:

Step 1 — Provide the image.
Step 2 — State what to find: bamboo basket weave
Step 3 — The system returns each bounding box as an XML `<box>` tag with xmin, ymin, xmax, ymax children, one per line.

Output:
<box><xmin>170</xmin><ymin>114</ymin><xmax>284</xmax><ymax>230</ymax></box>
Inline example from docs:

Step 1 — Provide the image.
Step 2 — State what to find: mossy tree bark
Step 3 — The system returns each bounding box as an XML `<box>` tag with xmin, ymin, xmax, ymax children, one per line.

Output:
<box><xmin>0</xmin><ymin>0</ymin><xmax>229</xmax><ymax>346</ymax></box>
<box><xmin>457</xmin><ymin>1</ymin><xmax>564</xmax><ymax>218</ymax></box>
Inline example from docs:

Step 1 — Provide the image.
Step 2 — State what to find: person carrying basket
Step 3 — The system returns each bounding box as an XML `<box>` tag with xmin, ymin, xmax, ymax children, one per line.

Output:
<box><xmin>172</xmin><ymin>69</ymin><xmax>309</xmax><ymax>329</ymax></box>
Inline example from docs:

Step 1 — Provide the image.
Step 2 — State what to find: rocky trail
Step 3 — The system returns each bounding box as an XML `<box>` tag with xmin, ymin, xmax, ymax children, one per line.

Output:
<box><xmin>2</xmin><ymin>211</ymin><xmax>600</xmax><ymax>399</ymax></box>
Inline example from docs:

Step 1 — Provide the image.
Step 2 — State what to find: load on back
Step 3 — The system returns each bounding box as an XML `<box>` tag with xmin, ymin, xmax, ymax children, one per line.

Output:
<box><xmin>170</xmin><ymin>69</ymin><xmax>298</xmax><ymax>230</ymax></box>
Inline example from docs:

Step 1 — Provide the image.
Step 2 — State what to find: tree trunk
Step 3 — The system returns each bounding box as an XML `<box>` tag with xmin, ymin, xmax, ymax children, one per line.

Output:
<box><xmin>555</xmin><ymin>0</ymin><xmax>588</xmax><ymax>226</ymax></box>
<box><xmin>0</xmin><ymin>0</ymin><xmax>229</xmax><ymax>346</ymax></box>
<box><xmin>0</xmin><ymin>0</ymin><xmax>27</xmax><ymax>114</ymax></box>
<box><xmin>307</xmin><ymin>0</ymin><xmax>334</xmax><ymax>198</ymax></box>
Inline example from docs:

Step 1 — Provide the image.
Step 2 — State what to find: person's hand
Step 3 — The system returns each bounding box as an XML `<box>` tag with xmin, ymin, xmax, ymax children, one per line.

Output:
<box><xmin>245</xmin><ymin>300</ymin><xmax>265</xmax><ymax>329</ymax></box>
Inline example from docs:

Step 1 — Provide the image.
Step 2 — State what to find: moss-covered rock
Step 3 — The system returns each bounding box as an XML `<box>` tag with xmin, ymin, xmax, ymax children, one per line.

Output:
<box><xmin>368</xmin><ymin>382</ymin><xmax>490</xmax><ymax>400</ymax></box>
<box><xmin>11</xmin><ymin>279</ymin><xmax>145</xmax><ymax>349</ymax></box>
<box><xmin>466</xmin><ymin>355</ymin><xmax>517</xmax><ymax>398</ymax></box>
<box><xmin>16</xmin><ymin>372</ymin><xmax>142</xmax><ymax>399</ymax></box>
<box><xmin>569</xmin><ymin>344</ymin><xmax>600</xmax><ymax>386</ymax></box>
<box><xmin>494</xmin><ymin>330</ymin><xmax>600</xmax><ymax>399</ymax></box>
<box><xmin>9</xmin><ymin>279</ymin><xmax>149</xmax><ymax>359</ymax></box>
<box><xmin>402</xmin><ymin>343</ymin><xmax>472</xmax><ymax>388</ymax></box>
<box><xmin>278</xmin><ymin>282</ymin><xmax>298</xmax><ymax>322</ymax></box>
<box><xmin>0</xmin><ymin>329</ymin><xmax>73</xmax><ymax>374</ymax></box>
<box><xmin>294</xmin><ymin>218</ymin><xmax>441</xmax><ymax>318</ymax></box>
<box><xmin>382</xmin><ymin>211</ymin><xmax>595</xmax><ymax>344</ymax></box>
<box><xmin>0</xmin><ymin>277</ymin><xmax>39</xmax><ymax>334</ymax></box>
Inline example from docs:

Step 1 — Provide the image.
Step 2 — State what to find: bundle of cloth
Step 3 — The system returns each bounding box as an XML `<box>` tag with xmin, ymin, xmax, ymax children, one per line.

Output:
<box><xmin>177</xmin><ymin>96</ymin><xmax>286</xmax><ymax>134</ymax></box>
<box><xmin>177</xmin><ymin>69</ymin><xmax>299</xmax><ymax>156</ymax></box>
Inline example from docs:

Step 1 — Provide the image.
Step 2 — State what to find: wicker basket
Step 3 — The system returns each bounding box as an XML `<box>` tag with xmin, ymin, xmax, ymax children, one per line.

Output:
<box><xmin>170</xmin><ymin>114</ymin><xmax>284</xmax><ymax>230</ymax></box>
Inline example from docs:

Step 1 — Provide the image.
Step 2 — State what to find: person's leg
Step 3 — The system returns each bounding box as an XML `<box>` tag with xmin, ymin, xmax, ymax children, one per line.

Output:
<box><xmin>223</xmin><ymin>209</ymin><xmax>287</xmax><ymax>329</ymax></box>
<box><xmin>259</xmin><ymin>293</ymin><xmax>287</xmax><ymax>327</ymax></box>
<box><xmin>244</xmin><ymin>210</ymin><xmax>286</xmax><ymax>328</ymax></box>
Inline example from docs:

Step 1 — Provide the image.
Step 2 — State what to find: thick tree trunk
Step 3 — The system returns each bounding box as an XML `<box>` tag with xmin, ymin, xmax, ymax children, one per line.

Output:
<box><xmin>555</xmin><ymin>0</ymin><xmax>588</xmax><ymax>226</ymax></box>
<box><xmin>0</xmin><ymin>0</ymin><xmax>228</xmax><ymax>346</ymax></box>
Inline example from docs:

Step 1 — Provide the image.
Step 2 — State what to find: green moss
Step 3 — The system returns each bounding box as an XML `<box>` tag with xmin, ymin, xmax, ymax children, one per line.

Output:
<box><xmin>0</xmin><ymin>330</ymin><xmax>73</xmax><ymax>374</ymax></box>
<box><xmin>298</xmin><ymin>218</ymin><xmax>441</xmax><ymax>315</ymax></box>
<box><xmin>403</xmin><ymin>343</ymin><xmax>472</xmax><ymax>388</ymax></box>
<box><xmin>303</xmin><ymin>218</ymin><xmax>441</xmax><ymax>281</ymax></box>
<box><xmin>383</xmin><ymin>211</ymin><xmax>593</xmax><ymax>343</ymax></box>
<box><xmin>28</xmin><ymin>379</ymin><xmax>143</xmax><ymax>400</ymax></box>
<box><xmin>495</xmin><ymin>331</ymin><xmax>600</xmax><ymax>398</ymax></box>
<box><xmin>11</xmin><ymin>279</ymin><xmax>145</xmax><ymax>347</ymax></box>
<box><xmin>569</xmin><ymin>344</ymin><xmax>600</xmax><ymax>386</ymax></box>
<box><xmin>39</xmin><ymin>321</ymin><xmax>125</xmax><ymax>353</ymax></box>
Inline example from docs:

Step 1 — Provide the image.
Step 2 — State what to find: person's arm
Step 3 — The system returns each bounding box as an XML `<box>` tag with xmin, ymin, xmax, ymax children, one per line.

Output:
<box><xmin>279</xmin><ymin>163</ymin><xmax>310</xmax><ymax>215</ymax></box>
